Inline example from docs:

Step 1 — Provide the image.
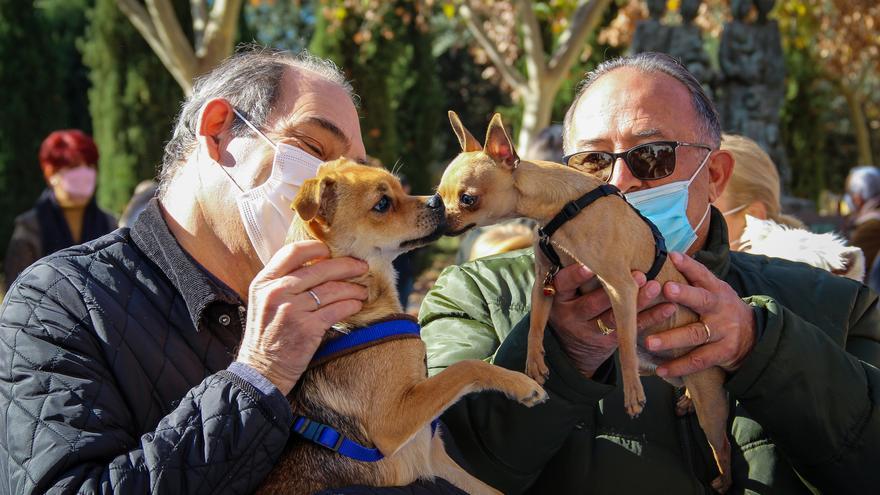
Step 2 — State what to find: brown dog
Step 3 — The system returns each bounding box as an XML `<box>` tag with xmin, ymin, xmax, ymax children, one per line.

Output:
<box><xmin>257</xmin><ymin>158</ymin><xmax>547</xmax><ymax>495</ymax></box>
<box><xmin>437</xmin><ymin>113</ymin><xmax>731</xmax><ymax>493</ymax></box>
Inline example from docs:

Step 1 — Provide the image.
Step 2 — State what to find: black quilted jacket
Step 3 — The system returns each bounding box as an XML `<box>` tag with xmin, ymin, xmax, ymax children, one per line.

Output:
<box><xmin>0</xmin><ymin>201</ymin><xmax>293</xmax><ymax>494</ymax></box>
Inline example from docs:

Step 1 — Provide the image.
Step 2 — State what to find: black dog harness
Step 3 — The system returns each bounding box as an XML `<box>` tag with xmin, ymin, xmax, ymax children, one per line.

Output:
<box><xmin>537</xmin><ymin>184</ymin><xmax>667</xmax><ymax>295</ymax></box>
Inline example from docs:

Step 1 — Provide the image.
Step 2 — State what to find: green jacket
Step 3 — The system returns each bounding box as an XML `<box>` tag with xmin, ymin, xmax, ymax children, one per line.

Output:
<box><xmin>419</xmin><ymin>210</ymin><xmax>880</xmax><ymax>494</ymax></box>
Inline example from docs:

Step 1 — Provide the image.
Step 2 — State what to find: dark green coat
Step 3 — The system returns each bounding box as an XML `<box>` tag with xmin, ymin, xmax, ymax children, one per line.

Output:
<box><xmin>419</xmin><ymin>211</ymin><xmax>880</xmax><ymax>494</ymax></box>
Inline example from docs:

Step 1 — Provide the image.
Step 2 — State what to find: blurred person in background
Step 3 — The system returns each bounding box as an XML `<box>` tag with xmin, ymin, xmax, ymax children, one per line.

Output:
<box><xmin>716</xmin><ymin>134</ymin><xmax>864</xmax><ymax>281</ymax></box>
<box><xmin>844</xmin><ymin>165</ymin><xmax>880</xmax><ymax>274</ymax></box>
<box><xmin>119</xmin><ymin>179</ymin><xmax>159</xmax><ymax>227</ymax></box>
<box><xmin>3</xmin><ymin>130</ymin><xmax>116</xmax><ymax>291</ymax></box>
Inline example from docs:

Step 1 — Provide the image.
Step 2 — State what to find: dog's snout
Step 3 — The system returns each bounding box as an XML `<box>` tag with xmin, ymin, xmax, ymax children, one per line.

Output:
<box><xmin>427</xmin><ymin>194</ymin><xmax>444</xmax><ymax>211</ymax></box>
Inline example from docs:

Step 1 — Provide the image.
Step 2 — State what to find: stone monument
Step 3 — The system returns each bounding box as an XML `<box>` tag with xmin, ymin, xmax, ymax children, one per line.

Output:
<box><xmin>667</xmin><ymin>0</ymin><xmax>715</xmax><ymax>97</ymax></box>
<box><xmin>631</xmin><ymin>0</ymin><xmax>671</xmax><ymax>54</ymax></box>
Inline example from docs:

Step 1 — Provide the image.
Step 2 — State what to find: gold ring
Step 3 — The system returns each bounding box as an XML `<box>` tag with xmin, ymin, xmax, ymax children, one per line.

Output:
<box><xmin>597</xmin><ymin>318</ymin><xmax>615</xmax><ymax>335</ymax></box>
<box><xmin>700</xmin><ymin>321</ymin><xmax>711</xmax><ymax>344</ymax></box>
<box><xmin>306</xmin><ymin>289</ymin><xmax>321</xmax><ymax>308</ymax></box>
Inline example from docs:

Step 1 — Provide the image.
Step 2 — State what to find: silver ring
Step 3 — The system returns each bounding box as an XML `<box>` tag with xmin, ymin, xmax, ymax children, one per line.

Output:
<box><xmin>306</xmin><ymin>289</ymin><xmax>321</xmax><ymax>309</ymax></box>
<box><xmin>700</xmin><ymin>321</ymin><xmax>711</xmax><ymax>344</ymax></box>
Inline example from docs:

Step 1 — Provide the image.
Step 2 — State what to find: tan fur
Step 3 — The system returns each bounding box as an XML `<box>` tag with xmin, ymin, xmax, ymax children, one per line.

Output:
<box><xmin>437</xmin><ymin>113</ymin><xmax>732</xmax><ymax>493</ymax></box>
<box><xmin>258</xmin><ymin>159</ymin><xmax>547</xmax><ymax>495</ymax></box>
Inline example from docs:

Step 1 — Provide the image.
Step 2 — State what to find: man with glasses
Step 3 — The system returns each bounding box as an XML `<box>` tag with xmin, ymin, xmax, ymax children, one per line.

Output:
<box><xmin>420</xmin><ymin>52</ymin><xmax>880</xmax><ymax>493</ymax></box>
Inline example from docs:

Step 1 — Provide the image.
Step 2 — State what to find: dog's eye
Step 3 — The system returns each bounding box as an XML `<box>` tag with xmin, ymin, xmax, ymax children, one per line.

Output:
<box><xmin>460</xmin><ymin>193</ymin><xmax>477</xmax><ymax>207</ymax></box>
<box><xmin>372</xmin><ymin>195</ymin><xmax>391</xmax><ymax>213</ymax></box>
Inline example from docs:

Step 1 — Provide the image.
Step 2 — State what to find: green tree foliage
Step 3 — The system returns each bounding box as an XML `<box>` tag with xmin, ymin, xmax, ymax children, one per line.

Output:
<box><xmin>81</xmin><ymin>0</ymin><xmax>186</xmax><ymax>213</ymax></box>
<box><xmin>309</xmin><ymin>1</ymin><xmax>443</xmax><ymax>194</ymax></box>
<box><xmin>0</xmin><ymin>0</ymin><xmax>65</xmax><ymax>260</ymax></box>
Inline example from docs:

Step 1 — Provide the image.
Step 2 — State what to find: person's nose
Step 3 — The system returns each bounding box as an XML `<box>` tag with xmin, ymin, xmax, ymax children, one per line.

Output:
<box><xmin>607</xmin><ymin>157</ymin><xmax>644</xmax><ymax>193</ymax></box>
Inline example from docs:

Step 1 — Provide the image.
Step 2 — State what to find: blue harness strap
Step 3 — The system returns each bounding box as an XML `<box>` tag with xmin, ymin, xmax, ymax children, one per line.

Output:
<box><xmin>294</xmin><ymin>318</ymin><xmax>436</xmax><ymax>463</ymax></box>
<box><xmin>311</xmin><ymin>318</ymin><xmax>421</xmax><ymax>365</ymax></box>
<box><xmin>292</xmin><ymin>416</ymin><xmax>442</xmax><ymax>463</ymax></box>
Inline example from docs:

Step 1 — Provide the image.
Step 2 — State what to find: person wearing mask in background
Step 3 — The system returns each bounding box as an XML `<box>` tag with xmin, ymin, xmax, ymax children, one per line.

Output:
<box><xmin>3</xmin><ymin>130</ymin><xmax>116</xmax><ymax>291</ymax></box>
<box><xmin>845</xmin><ymin>165</ymin><xmax>880</xmax><ymax>275</ymax></box>
<box><xmin>716</xmin><ymin>133</ymin><xmax>864</xmax><ymax>281</ymax></box>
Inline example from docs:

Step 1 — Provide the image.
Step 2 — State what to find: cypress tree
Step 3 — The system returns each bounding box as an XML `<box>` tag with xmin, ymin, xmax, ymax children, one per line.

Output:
<box><xmin>81</xmin><ymin>0</ymin><xmax>186</xmax><ymax>214</ymax></box>
<box><xmin>0</xmin><ymin>0</ymin><xmax>64</xmax><ymax>260</ymax></box>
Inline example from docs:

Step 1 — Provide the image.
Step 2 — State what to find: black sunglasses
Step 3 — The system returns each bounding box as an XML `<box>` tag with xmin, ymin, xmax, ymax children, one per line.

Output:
<box><xmin>563</xmin><ymin>141</ymin><xmax>712</xmax><ymax>182</ymax></box>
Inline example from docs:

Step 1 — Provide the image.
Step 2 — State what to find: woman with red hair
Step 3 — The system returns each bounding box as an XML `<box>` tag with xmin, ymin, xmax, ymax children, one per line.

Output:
<box><xmin>4</xmin><ymin>130</ymin><xmax>116</xmax><ymax>290</ymax></box>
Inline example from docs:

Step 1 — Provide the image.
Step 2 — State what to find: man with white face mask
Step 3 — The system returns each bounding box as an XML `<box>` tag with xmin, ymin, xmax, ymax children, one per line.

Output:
<box><xmin>0</xmin><ymin>49</ymin><xmax>374</xmax><ymax>494</ymax></box>
<box><xmin>420</xmin><ymin>52</ymin><xmax>880</xmax><ymax>493</ymax></box>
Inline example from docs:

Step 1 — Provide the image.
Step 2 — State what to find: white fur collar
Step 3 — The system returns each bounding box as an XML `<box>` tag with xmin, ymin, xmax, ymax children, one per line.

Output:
<box><xmin>736</xmin><ymin>216</ymin><xmax>865</xmax><ymax>281</ymax></box>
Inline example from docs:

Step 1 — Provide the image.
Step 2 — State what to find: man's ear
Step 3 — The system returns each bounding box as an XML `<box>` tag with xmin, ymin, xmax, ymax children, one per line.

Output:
<box><xmin>707</xmin><ymin>149</ymin><xmax>734</xmax><ymax>203</ymax></box>
<box><xmin>198</xmin><ymin>98</ymin><xmax>236</xmax><ymax>161</ymax></box>
<box><xmin>484</xmin><ymin>113</ymin><xmax>519</xmax><ymax>170</ymax></box>
<box><xmin>448</xmin><ymin>110</ymin><xmax>482</xmax><ymax>152</ymax></box>
<box><xmin>292</xmin><ymin>177</ymin><xmax>337</xmax><ymax>226</ymax></box>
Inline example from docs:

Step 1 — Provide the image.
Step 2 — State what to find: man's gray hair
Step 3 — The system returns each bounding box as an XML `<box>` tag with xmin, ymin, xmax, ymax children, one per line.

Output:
<box><xmin>846</xmin><ymin>165</ymin><xmax>880</xmax><ymax>200</ymax></box>
<box><xmin>159</xmin><ymin>46</ymin><xmax>355</xmax><ymax>196</ymax></box>
<box><xmin>562</xmin><ymin>52</ymin><xmax>721</xmax><ymax>153</ymax></box>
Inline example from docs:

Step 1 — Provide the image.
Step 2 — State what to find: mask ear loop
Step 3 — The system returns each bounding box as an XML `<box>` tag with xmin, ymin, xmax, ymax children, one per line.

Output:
<box><xmin>213</xmin><ymin>108</ymin><xmax>278</xmax><ymax>194</ymax></box>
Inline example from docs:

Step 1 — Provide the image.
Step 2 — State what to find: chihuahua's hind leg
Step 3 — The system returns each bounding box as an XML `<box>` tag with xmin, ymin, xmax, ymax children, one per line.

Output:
<box><xmin>429</xmin><ymin>430</ymin><xmax>501</xmax><ymax>495</ymax></box>
<box><xmin>371</xmin><ymin>360</ymin><xmax>547</xmax><ymax>458</ymax></box>
<box><xmin>526</xmin><ymin>259</ymin><xmax>554</xmax><ymax>384</ymax></box>
<box><xmin>682</xmin><ymin>367</ymin><xmax>731</xmax><ymax>493</ymax></box>
<box><xmin>601</xmin><ymin>274</ymin><xmax>645</xmax><ymax>418</ymax></box>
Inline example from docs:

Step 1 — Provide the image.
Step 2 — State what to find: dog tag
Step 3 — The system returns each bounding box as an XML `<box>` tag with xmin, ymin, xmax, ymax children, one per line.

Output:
<box><xmin>542</xmin><ymin>267</ymin><xmax>559</xmax><ymax>297</ymax></box>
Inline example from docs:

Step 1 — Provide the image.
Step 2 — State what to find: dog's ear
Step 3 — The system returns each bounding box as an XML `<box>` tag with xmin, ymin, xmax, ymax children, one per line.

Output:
<box><xmin>484</xmin><ymin>113</ymin><xmax>519</xmax><ymax>170</ymax></box>
<box><xmin>293</xmin><ymin>177</ymin><xmax>337</xmax><ymax>226</ymax></box>
<box><xmin>448</xmin><ymin>110</ymin><xmax>482</xmax><ymax>152</ymax></box>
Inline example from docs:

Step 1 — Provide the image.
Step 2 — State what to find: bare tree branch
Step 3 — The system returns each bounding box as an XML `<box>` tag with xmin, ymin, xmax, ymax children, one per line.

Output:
<box><xmin>199</xmin><ymin>0</ymin><xmax>243</xmax><ymax>71</ymax></box>
<box><xmin>145</xmin><ymin>0</ymin><xmax>197</xmax><ymax>81</ymax></box>
<box><xmin>460</xmin><ymin>1</ymin><xmax>527</xmax><ymax>93</ymax></box>
<box><xmin>547</xmin><ymin>0</ymin><xmax>612</xmax><ymax>81</ymax></box>
<box><xmin>190</xmin><ymin>0</ymin><xmax>208</xmax><ymax>51</ymax></box>
<box><xmin>117</xmin><ymin>0</ymin><xmax>192</xmax><ymax>90</ymax></box>
<box><xmin>516</xmin><ymin>0</ymin><xmax>546</xmax><ymax>85</ymax></box>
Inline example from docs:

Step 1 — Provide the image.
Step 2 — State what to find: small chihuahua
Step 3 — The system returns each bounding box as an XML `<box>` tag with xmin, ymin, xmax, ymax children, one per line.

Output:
<box><xmin>436</xmin><ymin>113</ymin><xmax>731</xmax><ymax>493</ymax></box>
<box><xmin>257</xmin><ymin>158</ymin><xmax>547</xmax><ymax>495</ymax></box>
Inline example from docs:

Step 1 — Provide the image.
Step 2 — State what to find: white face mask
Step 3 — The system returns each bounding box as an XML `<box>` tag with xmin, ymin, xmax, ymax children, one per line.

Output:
<box><xmin>225</xmin><ymin>109</ymin><xmax>323</xmax><ymax>265</ymax></box>
<box><xmin>722</xmin><ymin>203</ymin><xmax>748</xmax><ymax>217</ymax></box>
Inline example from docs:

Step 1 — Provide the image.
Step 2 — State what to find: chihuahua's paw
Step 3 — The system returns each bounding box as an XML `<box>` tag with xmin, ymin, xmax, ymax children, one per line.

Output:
<box><xmin>525</xmin><ymin>351</ymin><xmax>550</xmax><ymax>385</ymax></box>
<box><xmin>623</xmin><ymin>381</ymin><xmax>647</xmax><ymax>418</ymax></box>
<box><xmin>711</xmin><ymin>472</ymin><xmax>732</xmax><ymax>494</ymax></box>
<box><xmin>675</xmin><ymin>390</ymin><xmax>695</xmax><ymax>416</ymax></box>
<box><xmin>514</xmin><ymin>378</ymin><xmax>549</xmax><ymax>407</ymax></box>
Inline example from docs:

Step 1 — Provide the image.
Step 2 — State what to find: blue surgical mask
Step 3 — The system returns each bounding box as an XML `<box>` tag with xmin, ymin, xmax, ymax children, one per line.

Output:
<box><xmin>624</xmin><ymin>152</ymin><xmax>712</xmax><ymax>253</ymax></box>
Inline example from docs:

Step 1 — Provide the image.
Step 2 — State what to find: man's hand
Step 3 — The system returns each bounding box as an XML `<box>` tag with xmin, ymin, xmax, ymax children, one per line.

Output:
<box><xmin>647</xmin><ymin>252</ymin><xmax>756</xmax><ymax>378</ymax></box>
<box><xmin>236</xmin><ymin>240</ymin><xmax>369</xmax><ymax>394</ymax></box>
<box><xmin>550</xmin><ymin>264</ymin><xmax>676</xmax><ymax>378</ymax></box>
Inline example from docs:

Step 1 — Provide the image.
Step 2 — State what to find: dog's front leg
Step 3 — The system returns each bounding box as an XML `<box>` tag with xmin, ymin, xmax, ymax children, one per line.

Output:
<box><xmin>526</xmin><ymin>254</ymin><xmax>554</xmax><ymax>384</ymax></box>
<box><xmin>370</xmin><ymin>360</ymin><xmax>547</xmax><ymax>457</ymax></box>
<box><xmin>600</xmin><ymin>274</ymin><xmax>646</xmax><ymax>417</ymax></box>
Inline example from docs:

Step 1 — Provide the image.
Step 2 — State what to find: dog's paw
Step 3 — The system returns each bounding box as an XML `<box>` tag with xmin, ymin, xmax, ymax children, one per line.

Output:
<box><xmin>711</xmin><ymin>472</ymin><xmax>732</xmax><ymax>494</ymax></box>
<box><xmin>525</xmin><ymin>350</ymin><xmax>550</xmax><ymax>385</ymax></box>
<box><xmin>623</xmin><ymin>381</ymin><xmax>647</xmax><ymax>418</ymax></box>
<box><xmin>515</xmin><ymin>378</ymin><xmax>549</xmax><ymax>407</ymax></box>
<box><xmin>675</xmin><ymin>391</ymin><xmax>695</xmax><ymax>416</ymax></box>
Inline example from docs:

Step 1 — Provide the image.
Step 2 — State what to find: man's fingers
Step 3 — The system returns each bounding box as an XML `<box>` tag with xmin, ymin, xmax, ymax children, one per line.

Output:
<box><xmin>663</xmin><ymin>280</ymin><xmax>714</xmax><ymax>314</ymax></box>
<box><xmin>275</xmin><ymin>257</ymin><xmax>369</xmax><ymax>296</ymax></box>
<box><xmin>636</xmin><ymin>303</ymin><xmax>677</xmax><ymax>332</ymax></box>
<box><xmin>601</xmin><ymin>279</ymin><xmax>661</xmax><ymax>328</ymax></box>
<box><xmin>645</xmin><ymin>321</ymin><xmax>712</xmax><ymax>351</ymax></box>
<box><xmin>312</xmin><ymin>299</ymin><xmax>364</xmax><ymax>326</ymax></box>
<box><xmin>669</xmin><ymin>252</ymin><xmax>716</xmax><ymax>290</ymax></box>
<box><xmin>262</xmin><ymin>240</ymin><xmax>330</xmax><ymax>278</ymax></box>
<box><xmin>294</xmin><ymin>281</ymin><xmax>369</xmax><ymax>310</ymax></box>
<box><xmin>656</xmin><ymin>344</ymin><xmax>721</xmax><ymax>378</ymax></box>
<box><xmin>553</xmin><ymin>264</ymin><xmax>595</xmax><ymax>295</ymax></box>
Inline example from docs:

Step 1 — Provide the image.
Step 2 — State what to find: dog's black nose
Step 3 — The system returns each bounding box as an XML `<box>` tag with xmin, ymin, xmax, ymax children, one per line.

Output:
<box><xmin>427</xmin><ymin>194</ymin><xmax>443</xmax><ymax>210</ymax></box>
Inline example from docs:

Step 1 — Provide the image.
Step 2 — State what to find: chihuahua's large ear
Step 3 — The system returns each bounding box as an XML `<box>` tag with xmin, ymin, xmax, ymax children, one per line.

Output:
<box><xmin>484</xmin><ymin>113</ymin><xmax>519</xmax><ymax>169</ymax></box>
<box><xmin>292</xmin><ymin>177</ymin><xmax>337</xmax><ymax>226</ymax></box>
<box><xmin>448</xmin><ymin>110</ymin><xmax>482</xmax><ymax>152</ymax></box>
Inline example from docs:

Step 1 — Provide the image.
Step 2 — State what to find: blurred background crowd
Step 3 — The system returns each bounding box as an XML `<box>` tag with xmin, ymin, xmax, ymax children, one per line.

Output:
<box><xmin>1</xmin><ymin>0</ymin><xmax>878</xmax><ymax>309</ymax></box>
